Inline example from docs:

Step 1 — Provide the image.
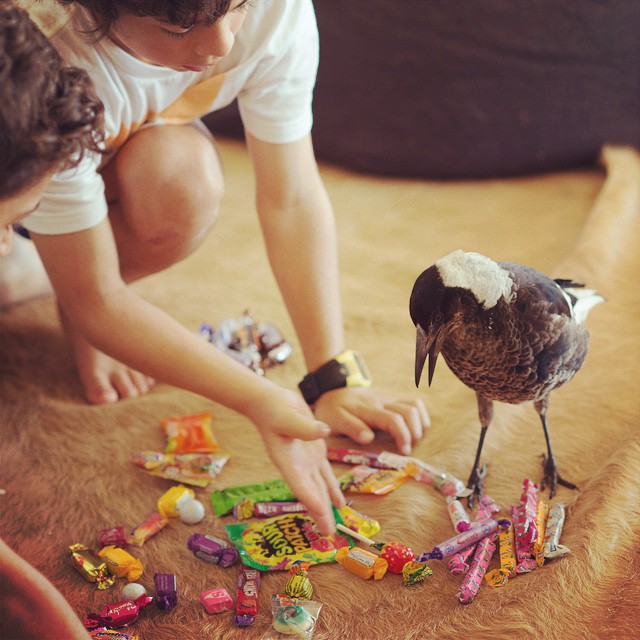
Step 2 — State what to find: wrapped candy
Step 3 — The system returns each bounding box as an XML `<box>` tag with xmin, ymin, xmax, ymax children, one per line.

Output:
<box><xmin>338</xmin><ymin>465</ymin><xmax>412</xmax><ymax>495</ymax></box>
<box><xmin>446</xmin><ymin>496</ymin><xmax>472</xmax><ymax>533</ymax></box>
<box><xmin>157</xmin><ymin>484</ymin><xmax>195</xmax><ymax>519</ymax></box>
<box><xmin>84</xmin><ymin>594</ymin><xmax>152</xmax><ymax>630</ymax></box>
<box><xmin>235</xmin><ymin>566</ymin><xmax>261</xmax><ymax>627</ymax></box>
<box><xmin>200</xmin><ymin>587</ymin><xmax>234</xmax><ymax>614</ymax></box>
<box><xmin>211</xmin><ymin>479</ymin><xmax>295</xmax><ymax>517</ymax></box>
<box><xmin>234</xmin><ymin>499</ymin><xmax>307</xmax><ymax>520</ymax></box>
<box><xmin>416</xmin><ymin>518</ymin><xmax>509</xmax><ymax>561</ymax></box>
<box><xmin>129</xmin><ymin>513</ymin><xmax>168</xmax><ymax>546</ymax></box>
<box><xmin>154</xmin><ymin>572</ymin><xmax>178</xmax><ymax>611</ymax></box>
<box><xmin>98</xmin><ymin>527</ymin><xmax>128</xmax><ymax>549</ymax></box>
<box><xmin>457</xmin><ymin>534</ymin><xmax>498</xmax><ymax>604</ymax></box>
<box><xmin>401</xmin><ymin>559</ymin><xmax>433</xmax><ymax>587</ymax></box>
<box><xmin>544</xmin><ymin>503</ymin><xmax>570</xmax><ymax>560</ymax></box>
<box><xmin>98</xmin><ymin>546</ymin><xmax>144</xmax><ymax>582</ymax></box>
<box><xmin>336</xmin><ymin>505</ymin><xmax>381</xmax><ymax>539</ymax></box>
<box><xmin>511</xmin><ymin>505</ymin><xmax>537</xmax><ymax>574</ymax></box>
<box><xmin>284</xmin><ymin>561</ymin><xmax>313</xmax><ymax>599</ymax></box>
<box><xmin>336</xmin><ymin>523</ymin><xmax>414</xmax><ymax>574</ymax></box>
<box><xmin>533</xmin><ymin>500</ymin><xmax>550</xmax><ymax>567</ymax></box>
<box><xmin>484</xmin><ymin>520</ymin><xmax>517</xmax><ymax>587</ymax></box>
<box><xmin>270</xmin><ymin>594</ymin><xmax>322</xmax><ymax>639</ymax></box>
<box><xmin>515</xmin><ymin>479</ymin><xmax>539</xmax><ymax>562</ymax></box>
<box><xmin>335</xmin><ymin>546</ymin><xmax>388</xmax><ymax>580</ymax></box>
<box><xmin>68</xmin><ymin>543</ymin><xmax>115</xmax><ymax>590</ymax></box>
<box><xmin>187</xmin><ymin>533</ymin><xmax>239</xmax><ymax>567</ymax></box>
<box><xmin>161</xmin><ymin>412</ymin><xmax>219</xmax><ymax>454</ymax></box>
<box><xmin>131</xmin><ymin>451</ymin><xmax>229</xmax><ymax>488</ymax></box>
<box><xmin>89</xmin><ymin>630</ymin><xmax>140</xmax><ymax>639</ymax></box>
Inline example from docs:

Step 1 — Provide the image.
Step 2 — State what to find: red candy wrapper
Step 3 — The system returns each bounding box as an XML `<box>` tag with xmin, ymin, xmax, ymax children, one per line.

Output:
<box><xmin>89</xmin><ymin>629</ymin><xmax>141</xmax><ymax>639</ymax></box>
<box><xmin>84</xmin><ymin>594</ymin><xmax>153</xmax><ymax>630</ymax></box>
<box><xmin>235</xmin><ymin>566</ymin><xmax>261</xmax><ymax>627</ymax></box>
<box><xmin>99</xmin><ymin>527</ymin><xmax>128</xmax><ymax>549</ymax></box>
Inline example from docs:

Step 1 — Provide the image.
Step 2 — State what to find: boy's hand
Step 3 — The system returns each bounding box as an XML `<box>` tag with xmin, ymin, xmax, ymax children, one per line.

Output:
<box><xmin>247</xmin><ymin>390</ymin><xmax>346</xmax><ymax>536</ymax></box>
<box><xmin>312</xmin><ymin>387</ymin><xmax>430</xmax><ymax>456</ymax></box>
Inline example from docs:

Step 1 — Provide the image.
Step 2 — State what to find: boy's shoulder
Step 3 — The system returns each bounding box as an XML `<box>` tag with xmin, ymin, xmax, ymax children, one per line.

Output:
<box><xmin>14</xmin><ymin>0</ymin><xmax>71</xmax><ymax>38</ymax></box>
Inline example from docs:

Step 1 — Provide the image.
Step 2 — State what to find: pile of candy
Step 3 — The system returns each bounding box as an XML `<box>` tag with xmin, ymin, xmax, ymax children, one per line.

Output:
<box><xmin>197</xmin><ymin>311</ymin><xmax>292</xmax><ymax>375</ymax></box>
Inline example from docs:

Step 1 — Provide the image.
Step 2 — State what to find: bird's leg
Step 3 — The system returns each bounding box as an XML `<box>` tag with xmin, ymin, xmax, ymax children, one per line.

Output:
<box><xmin>535</xmin><ymin>398</ymin><xmax>578</xmax><ymax>498</ymax></box>
<box><xmin>467</xmin><ymin>395</ymin><xmax>492</xmax><ymax>508</ymax></box>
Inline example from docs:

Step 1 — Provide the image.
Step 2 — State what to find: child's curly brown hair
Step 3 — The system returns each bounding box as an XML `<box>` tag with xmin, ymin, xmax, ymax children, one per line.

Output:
<box><xmin>0</xmin><ymin>2</ymin><xmax>104</xmax><ymax>199</ymax></box>
<box><xmin>58</xmin><ymin>0</ymin><xmax>233</xmax><ymax>38</ymax></box>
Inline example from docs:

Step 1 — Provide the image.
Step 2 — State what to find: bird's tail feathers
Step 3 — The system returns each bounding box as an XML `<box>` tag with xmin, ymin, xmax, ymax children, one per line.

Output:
<box><xmin>565</xmin><ymin>287</ymin><xmax>605</xmax><ymax>323</ymax></box>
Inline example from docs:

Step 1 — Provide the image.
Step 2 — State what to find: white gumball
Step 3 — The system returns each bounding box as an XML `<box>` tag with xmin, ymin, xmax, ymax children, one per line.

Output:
<box><xmin>122</xmin><ymin>582</ymin><xmax>147</xmax><ymax>601</ymax></box>
<box><xmin>178</xmin><ymin>498</ymin><xmax>206</xmax><ymax>524</ymax></box>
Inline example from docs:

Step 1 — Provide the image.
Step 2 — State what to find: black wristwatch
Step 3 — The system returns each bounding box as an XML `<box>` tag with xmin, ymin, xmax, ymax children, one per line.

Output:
<box><xmin>298</xmin><ymin>350</ymin><xmax>372</xmax><ymax>405</ymax></box>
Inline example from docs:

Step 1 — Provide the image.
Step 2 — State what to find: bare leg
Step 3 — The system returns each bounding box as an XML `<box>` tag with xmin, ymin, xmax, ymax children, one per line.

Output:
<box><xmin>0</xmin><ymin>234</ymin><xmax>52</xmax><ymax>308</ymax></box>
<box><xmin>62</xmin><ymin>124</ymin><xmax>224</xmax><ymax>404</ymax></box>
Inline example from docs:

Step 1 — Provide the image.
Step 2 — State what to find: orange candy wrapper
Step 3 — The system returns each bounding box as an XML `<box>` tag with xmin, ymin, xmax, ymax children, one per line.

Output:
<box><xmin>336</xmin><ymin>546</ymin><xmax>388</xmax><ymax>580</ymax></box>
<box><xmin>161</xmin><ymin>413</ymin><xmax>219</xmax><ymax>454</ymax></box>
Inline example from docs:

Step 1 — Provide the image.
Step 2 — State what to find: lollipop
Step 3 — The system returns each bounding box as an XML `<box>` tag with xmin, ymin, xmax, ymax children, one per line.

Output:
<box><xmin>336</xmin><ymin>524</ymin><xmax>414</xmax><ymax>574</ymax></box>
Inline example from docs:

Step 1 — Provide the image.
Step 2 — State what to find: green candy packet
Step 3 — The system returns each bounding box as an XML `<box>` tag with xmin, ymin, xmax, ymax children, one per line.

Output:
<box><xmin>210</xmin><ymin>478</ymin><xmax>295</xmax><ymax>517</ymax></box>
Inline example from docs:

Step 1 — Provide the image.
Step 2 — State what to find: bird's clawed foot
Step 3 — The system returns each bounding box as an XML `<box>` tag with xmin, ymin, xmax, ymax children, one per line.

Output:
<box><xmin>540</xmin><ymin>454</ymin><xmax>578</xmax><ymax>499</ymax></box>
<box><xmin>466</xmin><ymin>463</ymin><xmax>487</xmax><ymax>509</ymax></box>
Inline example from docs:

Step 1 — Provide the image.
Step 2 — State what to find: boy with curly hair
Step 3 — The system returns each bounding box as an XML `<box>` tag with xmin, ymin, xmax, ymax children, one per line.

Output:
<box><xmin>0</xmin><ymin>0</ymin><xmax>103</xmax><ymax>307</ymax></box>
<box><xmin>16</xmin><ymin>0</ymin><xmax>429</xmax><ymax>531</ymax></box>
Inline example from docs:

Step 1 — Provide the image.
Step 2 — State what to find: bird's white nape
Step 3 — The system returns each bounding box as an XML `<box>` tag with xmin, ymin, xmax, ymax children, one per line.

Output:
<box><xmin>435</xmin><ymin>250</ymin><xmax>515</xmax><ymax>309</ymax></box>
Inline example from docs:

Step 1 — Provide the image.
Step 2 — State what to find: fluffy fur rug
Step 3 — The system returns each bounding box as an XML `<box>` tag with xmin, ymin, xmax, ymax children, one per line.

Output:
<box><xmin>1</xmin><ymin>140</ymin><xmax>639</xmax><ymax>640</ymax></box>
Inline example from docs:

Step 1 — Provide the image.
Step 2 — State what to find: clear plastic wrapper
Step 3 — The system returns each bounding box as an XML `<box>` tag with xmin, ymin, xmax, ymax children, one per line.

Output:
<box><xmin>263</xmin><ymin>594</ymin><xmax>322</xmax><ymax>639</ymax></box>
<box><xmin>337</xmin><ymin>465</ymin><xmax>411</xmax><ymax>495</ymax></box>
<box><xmin>544</xmin><ymin>503</ymin><xmax>570</xmax><ymax>560</ymax></box>
<box><xmin>131</xmin><ymin>451</ymin><xmax>229</xmax><ymax>488</ymax></box>
<box><xmin>447</xmin><ymin>496</ymin><xmax>472</xmax><ymax>533</ymax></box>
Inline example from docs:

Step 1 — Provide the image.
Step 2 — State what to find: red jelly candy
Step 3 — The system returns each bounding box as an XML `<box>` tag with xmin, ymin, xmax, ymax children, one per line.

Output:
<box><xmin>381</xmin><ymin>542</ymin><xmax>415</xmax><ymax>574</ymax></box>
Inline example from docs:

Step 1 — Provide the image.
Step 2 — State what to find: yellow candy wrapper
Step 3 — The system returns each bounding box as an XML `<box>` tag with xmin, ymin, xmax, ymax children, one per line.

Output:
<box><xmin>161</xmin><ymin>412</ymin><xmax>219</xmax><ymax>454</ymax></box>
<box><xmin>98</xmin><ymin>545</ymin><xmax>144</xmax><ymax>582</ymax></box>
<box><xmin>533</xmin><ymin>500</ymin><xmax>550</xmax><ymax>567</ymax></box>
<box><xmin>485</xmin><ymin>520</ymin><xmax>516</xmax><ymax>588</ymax></box>
<box><xmin>338</xmin><ymin>465</ymin><xmax>411</xmax><ymax>495</ymax></box>
<box><xmin>336</xmin><ymin>505</ymin><xmax>381</xmax><ymax>538</ymax></box>
<box><xmin>157</xmin><ymin>484</ymin><xmax>195</xmax><ymax>518</ymax></box>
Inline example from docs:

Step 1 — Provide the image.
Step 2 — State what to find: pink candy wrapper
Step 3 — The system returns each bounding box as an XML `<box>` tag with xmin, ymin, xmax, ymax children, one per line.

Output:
<box><xmin>457</xmin><ymin>533</ymin><xmax>498</xmax><ymax>604</ymax></box>
<box><xmin>515</xmin><ymin>479</ymin><xmax>539</xmax><ymax>562</ymax></box>
<box><xmin>447</xmin><ymin>497</ymin><xmax>471</xmax><ymax>533</ymax></box>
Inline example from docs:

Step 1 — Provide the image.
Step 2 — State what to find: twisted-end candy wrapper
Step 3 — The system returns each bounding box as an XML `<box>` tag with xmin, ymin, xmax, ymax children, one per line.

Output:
<box><xmin>544</xmin><ymin>503</ymin><xmax>570</xmax><ymax>560</ymax></box>
<box><xmin>98</xmin><ymin>546</ymin><xmax>144</xmax><ymax>582</ymax></box>
<box><xmin>284</xmin><ymin>561</ymin><xmax>314</xmax><ymax>600</ymax></box>
<box><xmin>335</xmin><ymin>546</ymin><xmax>388</xmax><ymax>580</ymax></box>
<box><xmin>84</xmin><ymin>594</ymin><xmax>153</xmax><ymax>630</ymax></box>
<box><xmin>68</xmin><ymin>543</ymin><xmax>116</xmax><ymax>590</ymax></box>
<box><xmin>484</xmin><ymin>520</ymin><xmax>516</xmax><ymax>588</ymax></box>
<box><xmin>457</xmin><ymin>534</ymin><xmax>497</xmax><ymax>604</ymax></box>
<box><xmin>187</xmin><ymin>533</ymin><xmax>239</xmax><ymax>568</ymax></box>
<box><xmin>402</xmin><ymin>559</ymin><xmax>433</xmax><ymax>587</ymax></box>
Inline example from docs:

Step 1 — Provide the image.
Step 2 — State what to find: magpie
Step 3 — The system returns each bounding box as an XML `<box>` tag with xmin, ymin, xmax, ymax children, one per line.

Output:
<box><xmin>410</xmin><ymin>250</ymin><xmax>604</xmax><ymax>504</ymax></box>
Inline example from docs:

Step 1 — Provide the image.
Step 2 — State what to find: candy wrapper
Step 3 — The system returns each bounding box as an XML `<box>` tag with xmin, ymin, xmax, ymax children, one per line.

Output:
<box><xmin>157</xmin><ymin>484</ymin><xmax>195</xmax><ymax>518</ymax></box>
<box><xmin>129</xmin><ymin>513</ymin><xmax>168</xmax><ymax>546</ymax></box>
<box><xmin>235</xmin><ymin>566</ymin><xmax>261</xmax><ymax>627</ymax></box>
<box><xmin>447</xmin><ymin>496</ymin><xmax>472</xmax><ymax>533</ymax></box>
<box><xmin>544</xmin><ymin>503</ymin><xmax>570</xmax><ymax>560</ymax></box>
<box><xmin>131</xmin><ymin>451</ymin><xmax>229</xmax><ymax>488</ymax></box>
<box><xmin>89</xmin><ymin>629</ymin><xmax>140</xmax><ymax>639</ymax></box>
<box><xmin>336</xmin><ymin>523</ymin><xmax>414</xmax><ymax>574</ymax></box>
<box><xmin>154</xmin><ymin>572</ymin><xmax>178</xmax><ymax>611</ymax></box>
<box><xmin>402</xmin><ymin>559</ymin><xmax>433</xmax><ymax>586</ymax></box>
<box><xmin>515</xmin><ymin>479</ymin><xmax>539</xmax><ymax>563</ymax></box>
<box><xmin>212</xmin><ymin>479</ymin><xmax>295</xmax><ymax>517</ymax></box>
<box><xmin>234</xmin><ymin>499</ymin><xmax>307</xmax><ymax>520</ymax></box>
<box><xmin>68</xmin><ymin>543</ymin><xmax>115</xmax><ymax>590</ymax></box>
<box><xmin>457</xmin><ymin>533</ymin><xmax>498</xmax><ymax>604</ymax></box>
<box><xmin>337</xmin><ymin>465</ymin><xmax>411</xmax><ymax>495</ymax></box>
<box><xmin>264</xmin><ymin>594</ymin><xmax>322</xmax><ymax>640</ymax></box>
<box><xmin>336</xmin><ymin>505</ymin><xmax>380</xmax><ymax>539</ymax></box>
<box><xmin>484</xmin><ymin>520</ymin><xmax>517</xmax><ymax>588</ymax></box>
<box><xmin>161</xmin><ymin>412</ymin><xmax>219</xmax><ymax>454</ymax></box>
<box><xmin>198</xmin><ymin>312</ymin><xmax>292</xmax><ymax>375</ymax></box>
<box><xmin>335</xmin><ymin>546</ymin><xmax>388</xmax><ymax>580</ymax></box>
<box><xmin>98</xmin><ymin>546</ymin><xmax>144</xmax><ymax>582</ymax></box>
<box><xmin>98</xmin><ymin>527</ymin><xmax>128</xmax><ymax>549</ymax></box>
<box><xmin>226</xmin><ymin>511</ymin><xmax>351</xmax><ymax>571</ymax></box>
<box><xmin>187</xmin><ymin>533</ymin><xmax>239</xmax><ymax>567</ymax></box>
<box><xmin>283</xmin><ymin>561</ymin><xmax>313</xmax><ymax>599</ymax></box>
<box><xmin>417</xmin><ymin>519</ymin><xmax>509</xmax><ymax>561</ymax></box>
<box><xmin>533</xmin><ymin>499</ymin><xmax>550</xmax><ymax>567</ymax></box>
<box><xmin>200</xmin><ymin>587</ymin><xmax>234</xmax><ymax>614</ymax></box>
<box><xmin>327</xmin><ymin>448</ymin><xmax>470</xmax><ymax>497</ymax></box>
<box><xmin>84</xmin><ymin>594</ymin><xmax>153</xmax><ymax>630</ymax></box>
<box><xmin>511</xmin><ymin>504</ymin><xmax>537</xmax><ymax>574</ymax></box>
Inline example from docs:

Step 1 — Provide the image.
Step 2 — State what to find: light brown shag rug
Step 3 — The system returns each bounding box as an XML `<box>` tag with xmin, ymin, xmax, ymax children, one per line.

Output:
<box><xmin>1</xmin><ymin>140</ymin><xmax>639</xmax><ymax>640</ymax></box>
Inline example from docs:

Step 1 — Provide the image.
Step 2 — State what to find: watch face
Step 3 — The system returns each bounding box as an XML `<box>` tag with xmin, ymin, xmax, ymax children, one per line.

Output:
<box><xmin>339</xmin><ymin>351</ymin><xmax>372</xmax><ymax>388</ymax></box>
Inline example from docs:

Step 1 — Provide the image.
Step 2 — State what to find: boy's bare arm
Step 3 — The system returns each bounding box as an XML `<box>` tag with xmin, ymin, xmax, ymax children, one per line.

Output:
<box><xmin>248</xmin><ymin>133</ymin><xmax>430</xmax><ymax>454</ymax></box>
<box><xmin>31</xmin><ymin>220</ymin><xmax>344</xmax><ymax>534</ymax></box>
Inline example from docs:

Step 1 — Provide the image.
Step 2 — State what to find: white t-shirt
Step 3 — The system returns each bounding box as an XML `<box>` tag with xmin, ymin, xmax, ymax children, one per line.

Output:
<box><xmin>22</xmin><ymin>0</ymin><xmax>319</xmax><ymax>235</ymax></box>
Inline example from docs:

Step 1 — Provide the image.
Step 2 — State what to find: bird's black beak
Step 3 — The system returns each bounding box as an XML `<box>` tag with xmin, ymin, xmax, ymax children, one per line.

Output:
<box><xmin>415</xmin><ymin>324</ymin><xmax>444</xmax><ymax>387</ymax></box>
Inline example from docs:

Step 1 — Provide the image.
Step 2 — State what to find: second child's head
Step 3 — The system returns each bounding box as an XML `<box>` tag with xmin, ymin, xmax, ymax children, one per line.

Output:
<box><xmin>0</xmin><ymin>3</ymin><xmax>103</xmax><ymax>252</ymax></box>
<box><xmin>59</xmin><ymin>0</ymin><xmax>254</xmax><ymax>71</ymax></box>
